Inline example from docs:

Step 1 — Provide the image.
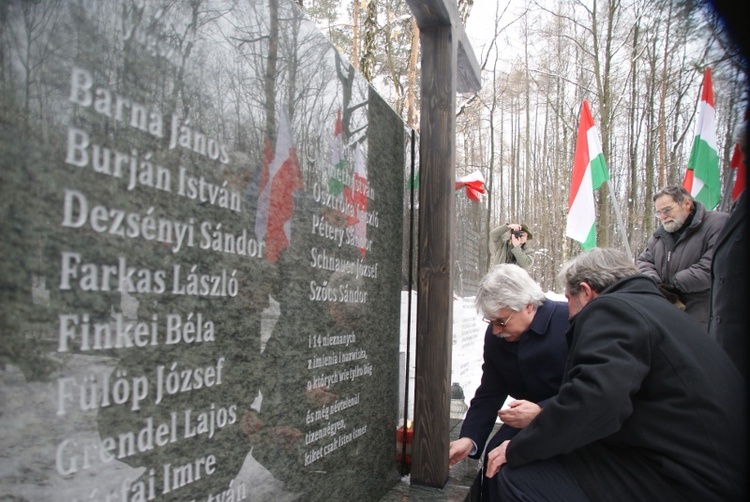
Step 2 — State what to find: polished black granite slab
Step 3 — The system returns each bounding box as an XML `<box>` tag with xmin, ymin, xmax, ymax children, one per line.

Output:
<box><xmin>0</xmin><ymin>1</ymin><xmax>408</xmax><ymax>500</ymax></box>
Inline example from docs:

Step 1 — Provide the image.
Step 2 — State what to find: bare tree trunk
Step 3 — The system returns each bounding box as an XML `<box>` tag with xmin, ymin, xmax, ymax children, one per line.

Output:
<box><xmin>352</xmin><ymin>0</ymin><xmax>359</xmax><ymax>70</ymax></box>
<box><xmin>591</xmin><ymin>0</ymin><xmax>617</xmax><ymax>248</ymax></box>
<box><xmin>457</xmin><ymin>0</ymin><xmax>473</xmax><ymax>25</ymax></box>
<box><xmin>360</xmin><ymin>0</ymin><xmax>376</xmax><ymax>80</ymax></box>
<box><xmin>265</xmin><ymin>0</ymin><xmax>279</xmax><ymax>141</ymax></box>
<box><xmin>628</xmin><ymin>20</ymin><xmax>640</xmax><ymax>253</ymax></box>
<box><xmin>523</xmin><ymin>15</ymin><xmax>531</xmax><ymax>223</ymax></box>
<box><xmin>657</xmin><ymin>1</ymin><xmax>673</xmax><ymax>188</ymax></box>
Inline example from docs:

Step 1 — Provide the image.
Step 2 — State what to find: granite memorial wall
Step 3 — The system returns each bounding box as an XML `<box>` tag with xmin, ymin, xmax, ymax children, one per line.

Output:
<box><xmin>0</xmin><ymin>0</ymin><xmax>407</xmax><ymax>500</ymax></box>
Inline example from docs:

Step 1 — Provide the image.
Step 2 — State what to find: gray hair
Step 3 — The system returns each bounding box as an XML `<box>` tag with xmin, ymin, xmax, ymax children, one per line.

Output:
<box><xmin>557</xmin><ymin>247</ymin><xmax>638</xmax><ymax>295</ymax></box>
<box><xmin>652</xmin><ymin>185</ymin><xmax>692</xmax><ymax>204</ymax></box>
<box><xmin>475</xmin><ymin>264</ymin><xmax>545</xmax><ymax>317</ymax></box>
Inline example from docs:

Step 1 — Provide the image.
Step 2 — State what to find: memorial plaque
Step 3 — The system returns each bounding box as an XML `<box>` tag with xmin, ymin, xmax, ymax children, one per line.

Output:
<box><xmin>0</xmin><ymin>1</ymin><xmax>406</xmax><ymax>500</ymax></box>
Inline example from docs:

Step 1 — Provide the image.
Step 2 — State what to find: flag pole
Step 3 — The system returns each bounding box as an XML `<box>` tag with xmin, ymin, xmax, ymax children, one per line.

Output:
<box><xmin>606</xmin><ymin>180</ymin><xmax>633</xmax><ymax>260</ymax></box>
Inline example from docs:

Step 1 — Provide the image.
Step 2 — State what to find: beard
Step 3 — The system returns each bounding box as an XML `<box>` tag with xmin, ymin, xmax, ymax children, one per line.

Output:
<box><xmin>662</xmin><ymin>212</ymin><xmax>687</xmax><ymax>233</ymax></box>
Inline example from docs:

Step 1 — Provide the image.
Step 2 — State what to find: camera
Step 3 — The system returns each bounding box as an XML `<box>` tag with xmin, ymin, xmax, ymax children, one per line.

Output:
<box><xmin>512</xmin><ymin>230</ymin><xmax>523</xmax><ymax>238</ymax></box>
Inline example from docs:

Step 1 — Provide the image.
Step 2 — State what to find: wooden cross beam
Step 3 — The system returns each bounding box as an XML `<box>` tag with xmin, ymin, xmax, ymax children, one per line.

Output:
<box><xmin>404</xmin><ymin>0</ymin><xmax>481</xmax><ymax>489</ymax></box>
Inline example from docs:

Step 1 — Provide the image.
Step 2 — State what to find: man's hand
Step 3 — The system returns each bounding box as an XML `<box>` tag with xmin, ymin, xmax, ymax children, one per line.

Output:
<box><xmin>498</xmin><ymin>400</ymin><xmax>542</xmax><ymax>428</ymax></box>
<box><xmin>657</xmin><ymin>283</ymin><xmax>686</xmax><ymax>310</ymax></box>
<box><xmin>508</xmin><ymin>224</ymin><xmax>523</xmax><ymax>247</ymax></box>
<box><xmin>485</xmin><ymin>440</ymin><xmax>510</xmax><ymax>478</ymax></box>
<box><xmin>449</xmin><ymin>437</ymin><xmax>474</xmax><ymax>468</ymax></box>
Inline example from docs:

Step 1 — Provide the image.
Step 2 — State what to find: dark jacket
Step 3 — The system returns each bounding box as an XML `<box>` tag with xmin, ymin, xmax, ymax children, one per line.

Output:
<box><xmin>708</xmin><ymin>191</ymin><xmax>748</xmax><ymax>378</ymax></box>
<box><xmin>506</xmin><ymin>275</ymin><xmax>746</xmax><ymax>501</ymax></box>
<box><xmin>459</xmin><ymin>299</ymin><xmax>569</xmax><ymax>457</ymax></box>
<box><xmin>637</xmin><ymin>201</ymin><xmax>729</xmax><ymax>329</ymax></box>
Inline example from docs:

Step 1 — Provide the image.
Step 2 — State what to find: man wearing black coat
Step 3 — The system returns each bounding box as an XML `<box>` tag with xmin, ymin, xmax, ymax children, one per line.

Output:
<box><xmin>486</xmin><ymin>248</ymin><xmax>746</xmax><ymax>501</ymax></box>
<box><xmin>636</xmin><ymin>185</ymin><xmax>728</xmax><ymax>330</ymax></box>
<box><xmin>448</xmin><ymin>264</ymin><xmax>569</xmax><ymax>501</ymax></box>
<box><xmin>709</xmin><ymin>118</ymin><xmax>748</xmax><ymax>379</ymax></box>
<box><xmin>709</xmin><ymin>189</ymin><xmax>748</xmax><ymax>378</ymax></box>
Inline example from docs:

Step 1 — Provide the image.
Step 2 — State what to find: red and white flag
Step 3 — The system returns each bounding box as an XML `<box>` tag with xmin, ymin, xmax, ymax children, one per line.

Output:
<box><xmin>255</xmin><ymin>109</ymin><xmax>303</xmax><ymax>264</ymax></box>
<box><xmin>455</xmin><ymin>170</ymin><xmax>486</xmax><ymax>201</ymax></box>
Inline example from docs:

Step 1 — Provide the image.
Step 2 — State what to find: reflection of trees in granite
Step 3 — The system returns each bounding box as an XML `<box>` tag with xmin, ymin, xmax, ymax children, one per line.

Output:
<box><xmin>1</xmin><ymin>1</ymin><xmax>404</xmax><ymax>500</ymax></box>
<box><xmin>86</xmin><ymin>141</ymin><xmax>276</xmax><ymax>497</ymax></box>
<box><xmin>237</xmin><ymin>191</ymin><xmax>366</xmax><ymax>499</ymax></box>
<box><xmin>91</xmin><ymin>275</ymin><xmax>268</xmax><ymax>499</ymax></box>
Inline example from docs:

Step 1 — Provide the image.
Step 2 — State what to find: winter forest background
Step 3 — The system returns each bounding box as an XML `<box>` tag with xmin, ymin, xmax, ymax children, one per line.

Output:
<box><xmin>0</xmin><ymin>0</ymin><xmax>745</xmax><ymax>481</ymax></box>
<box><xmin>299</xmin><ymin>0</ymin><xmax>748</xmax><ymax>293</ymax></box>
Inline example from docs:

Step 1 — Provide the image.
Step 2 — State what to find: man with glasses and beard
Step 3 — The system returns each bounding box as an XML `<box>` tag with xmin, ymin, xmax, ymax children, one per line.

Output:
<box><xmin>449</xmin><ymin>264</ymin><xmax>569</xmax><ymax>501</ymax></box>
<box><xmin>636</xmin><ymin>185</ymin><xmax>728</xmax><ymax>330</ymax></box>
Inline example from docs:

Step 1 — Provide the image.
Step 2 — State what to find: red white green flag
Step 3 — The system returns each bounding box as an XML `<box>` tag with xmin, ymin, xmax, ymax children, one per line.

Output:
<box><xmin>566</xmin><ymin>100</ymin><xmax>609</xmax><ymax>250</ymax></box>
<box><xmin>329</xmin><ymin>109</ymin><xmax>347</xmax><ymax>195</ymax></box>
<box><xmin>683</xmin><ymin>67</ymin><xmax>721</xmax><ymax>209</ymax></box>
<box><xmin>344</xmin><ymin>147</ymin><xmax>369</xmax><ymax>258</ymax></box>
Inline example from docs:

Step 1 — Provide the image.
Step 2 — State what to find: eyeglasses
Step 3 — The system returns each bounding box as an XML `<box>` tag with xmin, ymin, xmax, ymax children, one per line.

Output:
<box><xmin>655</xmin><ymin>204</ymin><xmax>677</xmax><ymax>218</ymax></box>
<box><xmin>483</xmin><ymin>310</ymin><xmax>516</xmax><ymax>328</ymax></box>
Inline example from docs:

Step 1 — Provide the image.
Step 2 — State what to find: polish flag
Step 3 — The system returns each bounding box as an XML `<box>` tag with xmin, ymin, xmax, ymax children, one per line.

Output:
<box><xmin>455</xmin><ymin>171</ymin><xmax>486</xmax><ymax>201</ymax></box>
<box><xmin>255</xmin><ymin>109</ymin><xmax>303</xmax><ymax>264</ymax></box>
<box><xmin>565</xmin><ymin>100</ymin><xmax>609</xmax><ymax>249</ymax></box>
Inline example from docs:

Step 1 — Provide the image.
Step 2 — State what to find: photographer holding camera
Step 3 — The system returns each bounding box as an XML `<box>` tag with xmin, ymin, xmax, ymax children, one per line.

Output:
<box><xmin>489</xmin><ymin>223</ymin><xmax>534</xmax><ymax>271</ymax></box>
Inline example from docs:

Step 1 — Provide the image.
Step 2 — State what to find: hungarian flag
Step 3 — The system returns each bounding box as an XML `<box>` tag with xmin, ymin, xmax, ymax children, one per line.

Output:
<box><xmin>683</xmin><ymin>67</ymin><xmax>721</xmax><ymax>209</ymax></box>
<box><xmin>455</xmin><ymin>170</ymin><xmax>486</xmax><ymax>201</ymax></box>
<box><xmin>255</xmin><ymin>109</ymin><xmax>303</xmax><ymax>264</ymax></box>
<box><xmin>344</xmin><ymin>147</ymin><xmax>369</xmax><ymax>258</ymax></box>
<box><xmin>329</xmin><ymin>109</ymin><xmax>347</xmax><ymax>196</ymax></box>
<box><xmin>565</xmin><ymin>100</ymin><xmax>609</xmax><ymax>250</ymax></box>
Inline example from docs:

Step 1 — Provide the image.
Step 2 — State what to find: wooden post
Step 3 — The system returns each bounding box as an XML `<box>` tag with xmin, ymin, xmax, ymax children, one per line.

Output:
<box><xmin>404</xmin><ymin>0</ymin><xmax>480</xmax><ymax>488</ymax></box>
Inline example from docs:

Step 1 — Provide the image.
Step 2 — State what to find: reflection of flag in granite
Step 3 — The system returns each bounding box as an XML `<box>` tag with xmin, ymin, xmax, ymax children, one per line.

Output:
<box><xmin>255</xmin><ymin>109</ymin><xmax>303</xmax><ymax>264</ymax></box>
<box><xmin>329</xmin><ymin>109</ymin><xmax>347</xmax><ymax>195</ymax></box>
<box><xmin>345</xmin><ymin>147</ymin><xmax>368</xmax><ymax>258</ymax></box>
